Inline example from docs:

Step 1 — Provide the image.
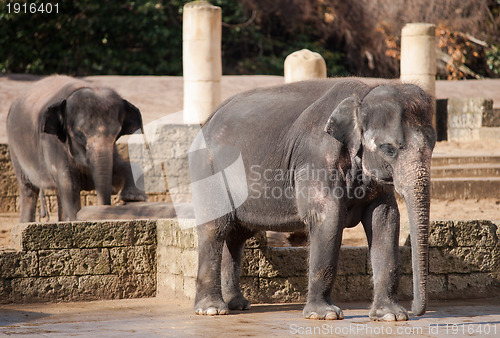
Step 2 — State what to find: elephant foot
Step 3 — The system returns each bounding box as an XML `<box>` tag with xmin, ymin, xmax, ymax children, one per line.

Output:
<box><xmin>225</xmin><ymin>294</ymin><xmax>251</xmax><ymax>310</ymax></box>
<box><xmin>120</xmin><ymin>186</ymin><xmax>148</xmax><ymax>202</ymax></box>
<box><xmin>369</xmin><ymin>302</ymin><xmax>409</xmax><ymax>321</ymax></box>
<box><xmin>303</xmin><ymin>302</ymin><xmax>344</xmax><ymax>320</ymax></box>
<box><xmin>194</xmin><ymin>297</ymin><xmax>229</xmax><ymax>316</ymax></box>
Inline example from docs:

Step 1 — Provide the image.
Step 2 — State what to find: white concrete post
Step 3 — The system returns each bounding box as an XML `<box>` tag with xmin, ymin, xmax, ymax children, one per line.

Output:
<box><xmin>401</xmin><ymin>23</ymin><xmax>437</xmax><ymax>126</ymax></box>
<box><xmin>284</xmin><ymin>49</ymin><xmax>327</xmax><ymax>83</ymax></box>
<box><xmin>183</xmin><ymin>1</ymin><xmax>222</xmax><ymax>124</ymax></box>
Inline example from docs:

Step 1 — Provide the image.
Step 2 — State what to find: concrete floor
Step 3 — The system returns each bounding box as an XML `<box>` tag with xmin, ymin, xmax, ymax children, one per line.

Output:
<box><xmin>1</xmin><ymin>293</ymin><xmax>499</xmax><ymax>337</ymax></box>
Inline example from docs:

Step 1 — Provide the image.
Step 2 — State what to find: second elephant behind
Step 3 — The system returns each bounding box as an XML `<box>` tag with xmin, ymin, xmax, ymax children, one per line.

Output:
<box><xmin>7</xmin><ymin>75</ymin><xmax>147</xmax><ymax>222</ymax></box>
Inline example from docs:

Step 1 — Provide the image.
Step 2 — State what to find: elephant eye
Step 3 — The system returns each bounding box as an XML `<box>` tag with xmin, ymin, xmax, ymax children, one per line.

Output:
<box><xmin>380</xmin><ymin>143</ymin><xmax>398</xmax><ymax>158</ymax></box>
<box><xmin>74</xmin><ymin>131</ymin><xmax>87</xmax><ymax>145</ymax></box>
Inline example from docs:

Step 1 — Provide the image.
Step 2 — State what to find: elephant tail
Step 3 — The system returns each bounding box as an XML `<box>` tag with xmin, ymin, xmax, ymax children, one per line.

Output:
<box><xmin>38</xmin><ymin>189</ymin><xmax>50</xmax><ymax>222</ymax></box>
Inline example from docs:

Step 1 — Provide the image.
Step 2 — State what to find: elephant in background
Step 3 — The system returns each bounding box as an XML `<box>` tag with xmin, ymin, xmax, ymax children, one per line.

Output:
<box><xmin>7</xmin><ymin>75</ymin><xmax>147</xmax><ymax>222</ymax></box>
<box><xmin>190</xmin><ymin>79</ymin><xmax>436</xmax><ymax>321</ymax></box>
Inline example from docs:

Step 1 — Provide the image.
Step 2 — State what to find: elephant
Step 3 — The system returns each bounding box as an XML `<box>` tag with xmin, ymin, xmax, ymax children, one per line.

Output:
<box><xmin>7</xmin><ymin>75</ymin><xmax>147</xmax><ymax>222</ymax></box>
<box><xmin>189</xmin><ymin>79</ymin><xmax>436</xmax><ymax>321</ymax></box>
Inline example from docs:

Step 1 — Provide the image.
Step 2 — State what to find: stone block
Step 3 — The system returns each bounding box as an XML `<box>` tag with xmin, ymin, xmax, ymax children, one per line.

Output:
<box><xmin>242</xmin><ymin>248</ymin><xmax>261</xmax><ymax>277</ymax></box>
<box><xmin>183</xmin><ymin>276</ymin><xmax>196</xmax><ymax>299</ymax></box>
<box><xmin>345</xmin><ymin>275</ymin><xmax>373</xmax><ymax>302</ymax></box>
<box><xmin>78</xmin><ymin>274</ymin><xmax>120</xmax><ymax>300</ymax></box>
<box><xmin>337</xmin><ymin>247</ymin><xmax>368</xmax><ymax>275</ymax></box>
<box><xmin>39</xmin><ymin>248</ymin><xmax>110</xmax><ymax>277</ymax></box>
<box><xmin>157</xmin><ymin>220</ymin><xmax>180</xmax><ymax>247</ymax></box>
<box><xmin>481</xmin><ymin>100</ymin><xmax>498</xmax><ymax>127</ymax></box>
<box><xmin>429</xmin><ymin>221</ymin><xmax>456</xmax><ymax>247</ymax></box>
<box><xmin>73</xmin><ymin>220</ymin><xmax>156</xmax><ymax>248</ymax></box>
<box><xmin>0</xmin><ymin>251</ymin><xmax>38</xmax><ymax>278</ymax></box>
<box><xmin>0</xmin><ymin>278</ymin><xmax>12</xmax><ymax>304</ymax></box>
<box><xmin>441</xmin><ymin>247</ymin><xmax>499</xmax><ymax>273</ymax></box>
<box><xmin>447</xmin><ymin>98</ymin><xmax>491</xmax><ymax>141</ymax></box>
<box><xmin>179</xmin><ymin>227</ymin><xmax>198</xmax><ymax>249</ymax></box>
<box><xmin>128</xmin><ymin>118</ymin><xmax>199</xmax><ymax>199</ymax></box>
<box><xmin>79</xmin><ymin>273</ymin><xmax>156</xmax><ymax>300</ymax></box>
<box><xmin>398</xmin><ymin>275</ymin><xmax>413</xmax><ymax>300</ymax></box>
<box><xmin>157</xmin><ymin>247</ymin><xmax>182</xmax><ymax>275</ymax></box>
<box><xmin>398</xmin><ymin>246</ymin><xmax>413</xmax><ymax>275</ymax></box>
<box><xmin>110</xmin><ymin>245</ymin><xmax>156</xmax><ymax>275</ymax></box>
<box><xmin>246</xmin><ymin>232</ymin><xmax>267</xmax><ymax>248</ymax></box>
<box><xmin>0</xmin><ymin>196</ymin><xmax>16</xmax><ymax>213</ymax></box>
<box><xmin>429</xmin><ymin>248</ymin><xmax>472</xmax><ymax>274</ymax></box>
<box><xmin>156</xmin><ymin>273</ymin><xmax>184</xmax><ymax>298</ymax></box>
<box><xmin>11</xmin><ymin>276</ymin><xmax>79</xmax><ymax>303</ymax></box>
<box><xmin>180</xmin><ymin>249</ymin><xmax>198</xmax><ymax>278</ymax></box>
<box><xmin>332</xmin><ymin>275</ymin><xmax>348</xmax><ymax>302</ymax></box>
<box><xmin>453</xmin><ymin>220</ymin><xmax>498</xmax><ymax>248</ymax></box>
<box><xmin>18</xmin><ymin>222</ymin><xmax>73</xmax><ymax>251</ymax></box>
<box><xmin>447</xmin><ymin>273</ymin><xmax>500</xmax><ymax>299</ymax></box>
<box><xmin>428</xmin><ymin>274</ymin><xmax>447</xmax><ymax>299</ymax></box>
<box><xmin>258</xmin><ymin>277</ymin><xmax>307</xmax><ymax>303</ymax></box>
<box><xmin>398</xmin><ymin>274</ymin><xmax>448</xmax><ymax>301</ymax></box>
<box><xmin>259</xmin><ymin>247</ymin><xmax>308</xmax><ymax>278</ymax></box>
<box><xmin>240</xmin><ymin>276</ymin><xmax>260</xmax><ymax>302</ymax></box>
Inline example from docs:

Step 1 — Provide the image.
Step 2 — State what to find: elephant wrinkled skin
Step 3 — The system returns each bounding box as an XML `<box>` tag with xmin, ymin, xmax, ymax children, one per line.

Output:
<box><xmin>189</xmin><ymin>79</ymin><xmax>436</xmax><ymax>321</ymax></box>
<box><xmin>7</xmin><ymin>75</ymin><xmax>147</xmax><ymax>222</ymax></box>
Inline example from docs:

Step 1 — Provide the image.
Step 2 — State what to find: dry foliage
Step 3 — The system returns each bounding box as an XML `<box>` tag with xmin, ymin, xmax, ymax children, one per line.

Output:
<box><xmin>242</xmin><ymin>0</ymin><xmax>500</xmax><ymax>78</ymax></box>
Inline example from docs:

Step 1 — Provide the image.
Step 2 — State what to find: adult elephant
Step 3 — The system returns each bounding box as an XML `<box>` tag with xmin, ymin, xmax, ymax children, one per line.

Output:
<box><xmin>190</xmin><ymin>79</ymin><xmax>436</xmax><ymax>321</ymax></box>
<box><xmin>7</xmin><ymin>75</ymin><xmax>147</xmax><ymax>222</ymax></box>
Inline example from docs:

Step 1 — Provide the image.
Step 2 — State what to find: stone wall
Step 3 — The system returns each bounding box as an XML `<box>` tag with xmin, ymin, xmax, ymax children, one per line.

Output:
<box><xmin>1</xmin><ymin>218</ymin><xmax>498</xmax><ymax>304</ymax></box>
<box><xmin>127</xmin><ymin>118</ymin><xmax>199</xmax><ymax>205</ymax></box>
<box><xmin>446</xmin><ymin>98</ymin><xmax>500</xmax><ymax>141</ymax></box>
<box><xmin>158</xmin><ymin>219</ymin><xmax>500</xmax><ymax>303</ymax></box>
<box><xmin>0</xmin><ymin>220</ymin><xmax>156</xmax><ymax>303</ymax></box>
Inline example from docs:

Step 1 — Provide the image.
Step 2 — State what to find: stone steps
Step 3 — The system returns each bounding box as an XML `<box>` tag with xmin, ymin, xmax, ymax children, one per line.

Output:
<box><xmin>431</xmin><ymin>163</ymin><xmax>500</xmax><ymax>178</ymax></box>
<box><xmin>430</xmin><ymin>154</ymin><xmax>500</xmax><ymax>199</ymax></box>
<box><xmin>431</xmin><ymin>155</ymin><xmax>500</xmax><ymax>166</ymax></box>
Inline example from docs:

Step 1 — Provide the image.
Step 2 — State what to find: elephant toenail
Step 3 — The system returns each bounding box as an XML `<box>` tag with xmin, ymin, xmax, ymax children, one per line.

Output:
<box><xmin>308</xmin><ymin>312</ymin><xmax>320</xmax><ymax>319</ymax></box>
<box><xmin>206</xmin><ymin>307</ymin><xmax>218</xmax><ymax>316</ymax></box>
<box><xmin>382</xmin><ymin>313</ymin><xmax>397</xmax><ymax>321</ymax></box>
<box><xmin>397</xmin><ymin>313</ymin><xmax>409</xmax><ymax>321</ymax></box>
<box><xmin>325</xmin><ymin>312</ymin><xmax>339</xmax><ymax>320</ymax></box>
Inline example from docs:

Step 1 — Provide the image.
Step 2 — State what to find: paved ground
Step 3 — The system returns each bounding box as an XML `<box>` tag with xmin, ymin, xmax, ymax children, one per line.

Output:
<box><xmin>0</xmin><ymin>293</ymin><xmax>499</xmax><ymax>337</ymax></box>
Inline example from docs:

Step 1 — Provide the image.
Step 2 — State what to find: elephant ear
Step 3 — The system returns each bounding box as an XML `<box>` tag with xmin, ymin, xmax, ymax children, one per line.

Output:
<box><xmin>120</xmin><ymin>100</ymin><xmax>143</xmax><ymax>136</ymax></box>
<box><xmin>324</xmin><ymin>96</ymin><xmax>362</xmax><ymax>158</ymax></box>
<box><xmin>42</xmin><ymin>100</ymin><xmax>67</xmax><ymax>143</ymax></box>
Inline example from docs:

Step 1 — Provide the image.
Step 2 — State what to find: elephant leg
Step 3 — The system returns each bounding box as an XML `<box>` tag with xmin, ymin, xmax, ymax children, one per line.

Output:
<box><xmin>56</xmin><ymin>193</ymin><xmax>63</xmax><ymax>221</ymax></box>
<box><xmin>303</xmin><ymin>209</ymin><xmax>344</xmax><ymax>320</ymax></box>
<box><xmin>18</xmin><ymin>179</ymin><xmax>39</xmax><ymax>223</ymax></box>
<box><xmin>194</xmin><ymin>217</ymin><xmax>229</xmax><ymax>316</ymax></box>
<box><xmin>221</xmin><ymin>226</ymin><xmax>255</xmax><ymax>310</ymax></box>
<box><xmin>10</xmin><ymin>152</ymin><xmax>38</xmax><ymax>222</ymax></box>
<box><xmin>112</xmin><ymin>149</ymin><xmax>147</xmax><ymax>202</ymax></box>
<box><xmin>362</xmin><ymin>195</ymin><xmax>408</xmax><ymax>321</ymax></box>
<box><xmin>56</xmin><ymin>174</ymin><xmax>81</xmax><ymax>221</ymax></box>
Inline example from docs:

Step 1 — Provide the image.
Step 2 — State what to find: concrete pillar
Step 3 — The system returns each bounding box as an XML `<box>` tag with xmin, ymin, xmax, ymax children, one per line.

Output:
<box><xmin>284</xmin><ymin>49</ymin><xmax>327</xmax><ymax>83</ymax></box>
<box><xmin>400</xmin><ymin>23</ymin><xmax>436</xmax><ymax>126</ymax></box>
<box><xmin>183</xmin><ymin>1</ymin><xmax>222</xmax><ymax>124</ymax></box>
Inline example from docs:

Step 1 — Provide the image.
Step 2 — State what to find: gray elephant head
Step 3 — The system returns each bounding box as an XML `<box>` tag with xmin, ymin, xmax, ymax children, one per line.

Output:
<box><xmin>41</xmin><ymin>88</ymin><xmax>143</xmax><ymax>205</ymax></box>
<box><xmin>326</xmin><ymin>83</ymin><xmax>436</xmax><ymax>316</ymax></box>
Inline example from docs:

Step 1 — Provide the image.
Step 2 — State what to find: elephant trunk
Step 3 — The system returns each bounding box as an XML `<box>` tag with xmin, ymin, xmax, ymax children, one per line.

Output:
<box><xmin>87</xmin><ymin>141</ymin><xmax>114</xmax><ymax>205</ymax></box>
<box><xmin>396</xmin><ymin>157</ymin><xmax>432</xmax><ymax>316</ymax></box>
